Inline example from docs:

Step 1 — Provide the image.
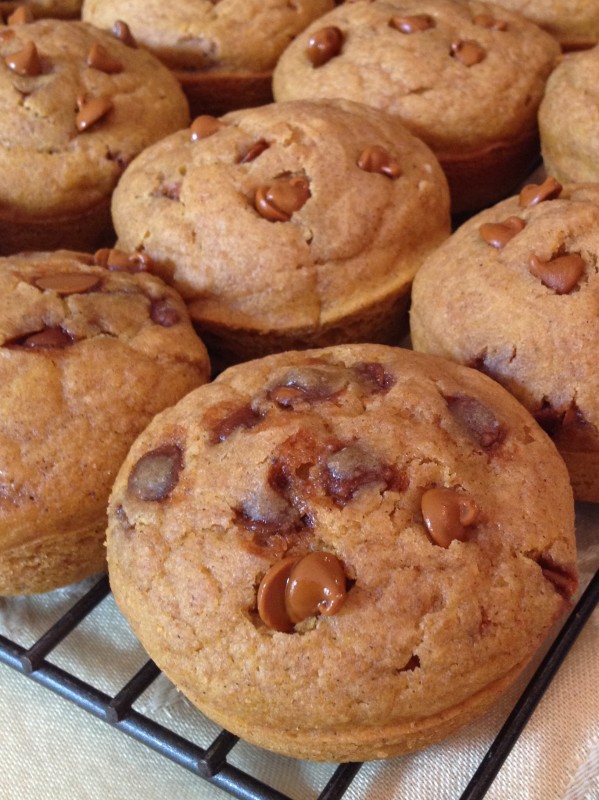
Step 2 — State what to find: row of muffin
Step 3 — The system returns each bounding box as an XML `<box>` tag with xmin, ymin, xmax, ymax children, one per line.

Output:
<box><xmin>0</xmin><ymin>0</ymin><xmax>592</xmax><ymax>769</ymax></box>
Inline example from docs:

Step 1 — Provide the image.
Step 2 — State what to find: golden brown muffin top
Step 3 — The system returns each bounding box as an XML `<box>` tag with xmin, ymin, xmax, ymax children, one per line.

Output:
<box><xmin>82</xmin><ymin>0</ymin><xmax>335</xmax><ymax>71</ymax></box>
<box><xmin>485</xmin><ymin>0</ymin><xmax>599</xmax><ymax>49</ymax></box>
<box><xmin>273</xmin><ymin>0</ymin><xmax>560</xmax><ymax>152</ymax></box>
<box><xmin>0</xmin><ymin>249</ymin><xmax>210</xmax><ymax>550</ymax></box>
<box><xmin>107</xmin><ymin>343</ymin><xmax>576</xmax><ymax>761</ymax></box>
<box><xmin>0</xmin><ymin>18</ymin><xmax>189</xmax><ymax>217</ymax></box>
<box><xmin>112</xmin><ymin>99</ymin><xmax>450</xmax><ymax>335</ymax></box>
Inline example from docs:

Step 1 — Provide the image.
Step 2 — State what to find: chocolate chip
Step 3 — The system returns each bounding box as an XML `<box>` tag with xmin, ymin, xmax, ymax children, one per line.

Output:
<box><xmin>352</xmin><ymin>361</ymin><xmax>396</xmax><ymax>393</ymax></box>
<box><xmin>150</xmin><ymin>298</ymin><xmax>180</xmax><ymax>327</ymax></box>
<box><xmin>357</xmin><ymin>145</ymin><xmax>402</xmax><ymax>179</ymax></box>
<box><xmin>255</xmin><ymin>175</ymin><xmax>311</xmax><ymax>222</ymax></box>
<box><xmin>190</xmin><ymin>115</ymin><xmax>224</xmax><ymax>141</ymax></box>
<box><xmin>34</xmin><ymin>273</ymin><xmax>102</xmax><ymax>295</ymax></box>
<box><xmin>479</xmin><ymin>216</ymin><xmax>526</xmax><ymax>249</ymax></box>
<box><xmin>8</xmin><ymin>327</ymin><xmax>75</xmax><ymax>350</ymax></box>
<box><xmin>4</xmin><ymin>41</ymin><xmax>41</xmax><ymax>76</ymax></box>
<box><xmin>268</xmin><ymin>363</ymin><xmax>349</xmax><ymax>406</ymax></box>
<box><xmin>306</xmin><ymin>26</ymin><xmax>343</xmax><ymax>67</ymax></box>
<box><xmin>450</xmin><ymin>39</ymin><xmax>486</xmax><ymax>66</ymax></box>
<box><xmin>421</xmin><ymin>486</ymin><xmax>478</xmax><ymax>548</ymax></box>
<box><xmin>86</xmin><ymin>43</ymin><xmax>123</xmax><ymax>74</ymax></box>
<box><xmin>519</xmin><ymin>177</ymin><xmax>562</xmax><ymax>207</ymax></box>
<box><xmin>7</xmin><ymin>5</ymin><xmax>34</xmax><ymax>24</ymax></box>
<box><xmin>324</xmin><ymin>444</ymin><xmax>401</xmax><ymax>505</ymax></box>
<box><xmin>112</xmin><ymin>19</ymin><xmax>137</xmax><ymax>47</ymax></box>
<box><xmin>528</xmin><ymin>252</ymin><xmax>585</xmax><ymax>294</ymax></box>
<box><xmin>209</xmin><ymin>403</ymin><xmax>264</xmax><ymax>443</ymax></box>
<box><xmin>445</xmin><ymin>394</ymin><xmax>506</xmax><ymax>449</ymax></box>
<box><xmin>238</xmin><ymin>139</ymin><xmax>270</xmax><ymax>164</ymax></box>
<box><xmin>127</xmin><ymin>444</ymin><xmax>183</xmax><ymax>502</ymax></box>
<box><xmin>76</xmin><ymin>96</ymin><xmax>113</xmax><ymax>133</ymax></box>
<box><xmin>473</xmin><ymin>14</ymin><xmax>507</xmax><ymax>30</ymax></box>
<box><xmin>389</xmin><ymin>14</ymin><xmax>434</xmax><ymax>33</ymax></box>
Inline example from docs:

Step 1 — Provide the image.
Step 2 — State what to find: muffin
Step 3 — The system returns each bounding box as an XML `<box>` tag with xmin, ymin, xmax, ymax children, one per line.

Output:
<box><xmin>273</xmin><ymin>0</ymin><xmax>561</xmax><ymax>214</ymax></box>
<box><xmin>0</xmin><ymin>2</ymin><xmax>81</xmax><ymax>20</ymax></box>
<box><xmin>106</xmin><ymin>343</ymin><xmax>577</xmax><ymax>762</ymax></box>
<box><xmin>0</xmin><ymin>249</ymin><xmax>210</xmax><ymax>595</ymax></box>
<box><xmin>489</xmin><ymin>0</ymin><xmax>599</xmax><ymax>50</ymax></box>
<box><xmin>410</xmin><ymin>179</ymin><xmax>599</xmax><ymax>502</ymax></box>
<box><xmin>0</xmin><ymin>18</ymin><xmax>190</xmax><ymax>255</ymax></box>
<box><xmin>111</xmin><ymin>99</ymin><xmax>451</xmax><ymax>371</ymax></box>
<box><xmin>539</xmin><ymin>46</ymin><xmax>599</xmax><ymax>184</ymax></box>
<box><xmin>81</xmin><ymin>0</ymin><xmax>335</xmax><ymax>116</ymax></box>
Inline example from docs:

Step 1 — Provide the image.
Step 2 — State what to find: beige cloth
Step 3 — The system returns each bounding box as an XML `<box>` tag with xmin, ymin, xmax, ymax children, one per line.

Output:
<box><xmin>0</xmin><ymin>502</ymin><xmax>597</xmax><ymax>800</ymax></box>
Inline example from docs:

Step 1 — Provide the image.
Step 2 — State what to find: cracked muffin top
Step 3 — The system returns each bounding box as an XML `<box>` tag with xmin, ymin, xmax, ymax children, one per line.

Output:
<box><xmin>410</xmin><ymin>179</ymin><xmax>599</xmax><ymax>501</ymax></box>
<box><xmin>0</xmin><ymin>249</ymin><xmax>209</xmax><ymax>594</ymax></box>
<box><xmin>0</xmin><ymin>18</ymin><xmax>189</xmax><ymax>220</ymax></box>
<box><xmin>106</xmin><ymin>343</ymin><xmax>576</xmax><ymax>762</ymax></box>
<box><xmin>111</xmin><ymin>99</ymin><xmax>450</xmax><ymax>366</ymax></box>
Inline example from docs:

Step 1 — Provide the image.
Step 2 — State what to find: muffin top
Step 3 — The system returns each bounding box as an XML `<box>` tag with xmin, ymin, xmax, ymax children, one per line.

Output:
<box><xmin>0</xmin><ymin>249</ymin><xmax>209</xmax><ymax>549</ymax></box>
<box><xmin>112</xmin><ymin>99</ymin><xmax>450</xmax><ymax>337</ymax></box>
<box><xmin>0</xmin><ymin>18</ymin><xmax>189</xmax><ymax>218</ymax></box>
<box><xmin>482</xmin><ymin>0</ymin><xmax>599</xmax><ymax>49</ymax></box>
<box><xmin>0</xmin><ymin>1</ymin><xmax>82</xmax><ymax>20</ymax></box>
<box><xmin>539</xmin><ymin>46</ymin><xmax>599</xmax><ymax>183</ymax></box>
<box><xmin>106</xmin><ymin>343</ymin><xmax>576</xmax><ymax>761</ymax></box>
<box><xmin>82</xmin><ymin>0</ymin><xmax>335</xmax><ymax>72</ymax></box>
<box><xmin>410</xmin><ymin>180</ymin><xmax>599</xmax><ymax>449</ymax></box>
<box><xmin>273</xmin><ymin>0</ymin><xmax>560</xmax><ymax>153</ymax></box>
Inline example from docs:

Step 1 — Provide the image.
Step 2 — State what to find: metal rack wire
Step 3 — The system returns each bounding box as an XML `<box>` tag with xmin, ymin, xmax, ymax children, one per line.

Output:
<box><xmin>0</xmin><ymin>568</ymin><xmax>597</xmax><ymax>800</ymax></box>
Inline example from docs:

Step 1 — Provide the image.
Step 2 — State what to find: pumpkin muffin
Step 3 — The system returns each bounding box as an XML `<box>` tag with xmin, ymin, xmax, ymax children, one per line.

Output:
<box><xmin>0</xmin><ymin>2</ymin><xmax>81</xmax><ymax>21</ymax></box>
<box><xmin>111</xmin><ymin>99</ymin><xmax>451</xmax><ymax>371</ymax></box>
<box><xmin>273</xmin><ymin>0</ymin><xmax>561</xmax><ymax>214</ymax></box>
<box><xmin>0</xmin><ymin>248</ymin><xmax>210</xmax><ymax>595</ymax></box>
<box><xmin>539</xmin><ymin>45</ymin><xmax>599</xmax><ymax>184</ymax></box>
<box><xmin>106</xmin><ymin>343</ymin><xmax>576</xmax><ymax>762</ymax></box>
<box><xmin>81</xmin><ymin>0</ymin><xmax>335</xmax><ymax>116</ymax></box>
<box><xmin>411</xmin><ymin>179</ymin><xmax>599</xmax><ymax>502</ymax></box>
<box><xmin>0</xmin><ymin>18</ymin><xmax>189</xmax><ymax>255</ymax></box>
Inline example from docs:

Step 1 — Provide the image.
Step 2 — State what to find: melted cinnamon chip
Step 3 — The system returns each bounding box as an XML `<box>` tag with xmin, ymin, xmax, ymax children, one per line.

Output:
<box><xmin>324</xmin><ymin>444</ymin><xmax>404</xmax><ymax>505</ymax></box>
<box><xmin>421</xmin><ymin>487</ymin><xmax>478</xmax><ymax>548</ymax></box>
<box><xmin>34</xmin><ymin>273</ymin><xmax>101</xmax><ymax>295</ymax></box>
<box><xmin>76</xmin><ymin>96</ymin><xmax>113</xmax><ymax>133</ymax></box>
<box><xmin>445</xmin><ymin>394</ymin><xmax>506</xmax><ymax>449</ymax></box>
<box><xmin>4</xmin><ymin>41</ymin><xmax>41</xmax><ymax>76</ymax></box>
<box><xmin>112</xmin><ymin>19</ymin><xmax>137</xmax><ymax>47</ymax></box>
<box><xmin>357</xmin><ymin>145</ymin><xmax>401</xmax><ymax>179</ymax></box>
<box><xmin>208</xmin><ymin>403</ymin><xmax>264</xmax><ymax>443</ymax></box>
<box><xmin>127</xmin><ymin>444</ymin><xmax>183</xmax><ymax>502</ymax></box>
<box><xmin>528</xmin><ymin>252</ymin><xmax>585</xmax><ymax>294</ymax></box>
<box><xmin>190</xmin><ymin>115</ymin><xmax>224</xmax><ymax>141</ymax></box>
<box><xmin>254</xmin><ymin>175</ymin><xmax>310</xmax><ymax>222</ymax></box>
<box><xmin>389</xmin><ymin>14</ymin><xmax>434</xmax><ymax>33</ymax></box>
<box><xmin>7</xmin><ymin>327</ymin><xmax>75</xmax><ymax>349</ymax></box>
<box><xmin>533</xmin><ymin>553</ymin><xmax>577</xmax><ymax>599</ymax></box>
<box><xmin>450</xmin><ymin>39</ymin><xmax>485</xmax><ymax>66</ymax></box>
<box><xmin>239</xmin><ymin>139</ymin><xmax>269</xmax><ymax>164</ymax></box>
<box><xmin>150</xmin><ymin>298</ymin><xmax>180</xmax><ymax>327</ymax></box>
<box><xmin>86</xmin><ymin>43</ymin><xmax>123</xmax><ymax>74</ymax></box>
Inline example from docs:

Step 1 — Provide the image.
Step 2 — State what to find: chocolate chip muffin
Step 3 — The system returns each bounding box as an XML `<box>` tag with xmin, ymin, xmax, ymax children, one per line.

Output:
<box><xmin>273</xmin><ymin>0</ymin><xmax>560</xmax><ymax>214</ymax></box>
<box><xmin>488</xmin><ymin>0</ymin><xmax>599</xmax><ymax>50</ymax></box>
<box><xmin>411</xmin><ymin>178</ymin><xmax>599</xmax><ymax>502</ymax></box>
<box><xmin>0</xmin><ymin>17</ymin><xmax>190</xmax><ymax>256</ymax></box>
<box><xmin>106</xmin><ymin>343</ymin><xmax>576</xmax><ymax>762</ymax></box>
<box><xmin>539</xmin><ymin>46</ymin><xmax>599</xmax><ymax>184</ymax></box>
<box><xmin>0</xmin><ymin>249</ymin><xmax>210</xmax><ymax>595</ymax></box>
<box><xmin>111</xmin><ymin>99</ymin><xmax>451</xmax><ymax>371</ymax></box>
<box><xmin>81</xmin><ymin>0</ymin><xmax>335</xmax><ymax>116</ymax></box>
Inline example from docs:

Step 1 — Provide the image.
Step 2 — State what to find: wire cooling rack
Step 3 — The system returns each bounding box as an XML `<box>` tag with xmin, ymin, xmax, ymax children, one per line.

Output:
<box><xmin>0</xmin><ymin>568</ymin><xmax>597</xmax><ymax>800</ymax></box>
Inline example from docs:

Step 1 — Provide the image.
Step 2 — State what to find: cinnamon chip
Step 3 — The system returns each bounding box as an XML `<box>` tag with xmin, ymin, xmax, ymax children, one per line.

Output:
<box><xmin>190</xmin><ymin>115</ymin><xmax>224</xmax><ymax>141</ymax></box>
<box><xmin>112</xmin><ymin>19</ymin><xmax>137</xmax><ymax>47</ymax></box>
<box><xmin>306</xmin><ymin>26</ymin><xmax>343</xmax><ymax>67</ymax></box>
<box><xmin>86</xmin><ymin>43</ymin><xmax>123</xmax><ymax>74</ymax></box>
<box><xmin>76</xmin><ymin>96</ymin><xmax>113</xmax><ymax>133</ymax></box>
<box><xmin>4</xmin><ymin>41</ymin><xmax>41</xmax><ymax>76</ymax></box>
<box><xmin>479</xmin><ymin>216</ymin><xmax>526</xmax><ymax>249</ymax></box>
<box><xmin>519</xmin><ymin>176</ymin><xmax>562</xmax><ymax>207</ymax></box>
<box><xmin>34</xmin><ymin>273</ymin><xmax>101</xmax><ymax>295</ymax></box>
<box><xmin>450</xmin><ymin>39</ymin><xmax>486</xmax><ymax>66</ymax></box>
<box><xmin>528</xmin><ymin>253</ymin><xmax>585</xmax><ymax>294</ymax></box>
<box><xmin>389</xmin><ymin>14</ymin><xmax>434</xmax><ymax>33</ymax></box>
<box><xmin>255</xmin><ymin>176</ymin><xmax>310</xmax><ymax>222</ymax></box>
<box><xmin>127</xmin><ymin>444</ymin><xmax>183</xmax><ymax>502</ymax></box>
<box><xmin>357</xmin><ymin>145</ymin><xmax>402</xmax><ymax>179</ymax></box>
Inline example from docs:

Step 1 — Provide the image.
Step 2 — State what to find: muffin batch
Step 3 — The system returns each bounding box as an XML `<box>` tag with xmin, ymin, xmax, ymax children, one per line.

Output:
<box><xmin>1</xmin><ymin>0</ymin><xmax>597</xmax><ymax>768</ymax></box>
